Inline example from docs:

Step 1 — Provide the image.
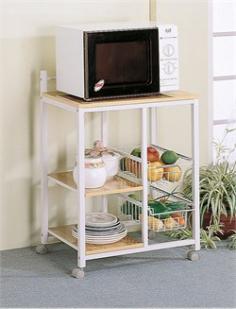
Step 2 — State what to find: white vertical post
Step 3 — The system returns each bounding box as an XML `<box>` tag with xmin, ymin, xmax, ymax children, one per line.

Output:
<box><xmin>150</xmin><ymin>107</ymin><xmax>157</xmax><ymax>197</ymax></box>
<box><xmin>76</xmin><ymin>108</ymin><xmax>86</xmax><ymax>269</ymax></box>
<box><xmin>101</xmin><ymin>112</ymin><xmax>108</xmax><ymax>146</ymax></box>
<box><xmin>191</xmin><ymin>100</ymin><xmax>200</xmax><ymax>251</ymax></box>
<box><xmin>40</xmin><ymin>70</ymin><xmax>48</xmax><ymax>97</ymax></box>
<box><xmin>150</xmin><ymin>107</ymin><xmax>157</xmax><ymax>145</ymax></box>
<box><xmin>40</xmin><ymin>99</ymin><xmax>49</xmax><ymax>244</ymax></box>
<box><xmin>101</xmin><ymin>112</ymin><xmax>108</xmax><ymax>213</ymax></box>
<box><xmin>141</xmin><ymin>108</ymin><xmax>148</xmax><ymax>247</ymax></box>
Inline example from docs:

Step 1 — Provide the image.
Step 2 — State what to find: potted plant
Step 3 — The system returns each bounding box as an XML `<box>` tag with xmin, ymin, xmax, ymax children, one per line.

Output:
<box><xmin>182</xmin><ymin>128</ymin><xmax>236</xmax><ymax>239</ymax></box>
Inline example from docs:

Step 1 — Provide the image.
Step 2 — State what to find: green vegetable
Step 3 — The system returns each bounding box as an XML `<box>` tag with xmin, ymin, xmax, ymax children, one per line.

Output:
<box><xmin>161</xmin><ymin>150</ymin><xmax>179</xmax><ymax>164</ymax></box>
<box><xmin>165</xmin><ymin>201</ymin><xmax>186</xmax><ymax>211</ymax></box>
<box><xmin>148</xmin><ymin>201</ymin><xmax>170</xmax><ymax>219</ymax></box>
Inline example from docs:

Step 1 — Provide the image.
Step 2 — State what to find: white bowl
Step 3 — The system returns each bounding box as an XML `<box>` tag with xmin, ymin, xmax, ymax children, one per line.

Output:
<box><xmin>102</xmin><ymin>153</ymin><xmax>120</xmax><ymax>180</ymax></box>
<box><xmin>73</xmin><ymin>157</ymin><xmax>107</xmax><ymax>189</ymax></box>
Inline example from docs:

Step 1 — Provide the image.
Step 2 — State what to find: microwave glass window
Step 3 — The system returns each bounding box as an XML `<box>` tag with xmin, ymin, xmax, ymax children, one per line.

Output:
<box><xmin>95</xmin><ymin>41</ymin><xmax>149</xmax><ymax>85</ymax></box>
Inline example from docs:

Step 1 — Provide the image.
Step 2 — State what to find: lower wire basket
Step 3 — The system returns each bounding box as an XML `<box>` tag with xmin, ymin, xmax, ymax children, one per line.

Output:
<box><xmin>119</xmin><ymin>188</ymin><xmax>193</xmax><ymax>233</ymax></box>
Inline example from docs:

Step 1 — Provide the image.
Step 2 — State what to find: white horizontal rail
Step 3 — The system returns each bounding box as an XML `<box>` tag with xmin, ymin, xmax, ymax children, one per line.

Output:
<box><xmin>42</xmin><ymin>96</ymin><xmax>195</xmax><ymax>114</ymax></box>
<box><xmin>213</xmin><ymin>31</ymin><xmax>236</xmax><ymax>37</ymax></box>
<box><xmin>213</xmin><ymin>75</ymin><xmax>236</xmax><ymax>81</ymax></box>
<box><xmin>83</xmin><ymin>100</ymin><xmax>195</xmax><ymax>113</ymax></box>
<box><xmin>86</xmin><ymin>239</ymin><xmax>196</xmax><ymax>260</ymax></box>
<box><xmin>213</xmin><ymin>119</ymin><xmax>236</xmax><ymax>125</ymax></box>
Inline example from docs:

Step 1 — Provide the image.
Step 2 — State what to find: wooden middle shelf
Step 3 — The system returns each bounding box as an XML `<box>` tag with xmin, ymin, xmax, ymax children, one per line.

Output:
<box><xmin>48</xmin><ymin>171</ymin><xmax>143</xmax><ymax>197</ymax></box>
<box><xmin>48</xmin><ymin>225</ymin><xmax>143</xmax><ymax>255</ymax></box>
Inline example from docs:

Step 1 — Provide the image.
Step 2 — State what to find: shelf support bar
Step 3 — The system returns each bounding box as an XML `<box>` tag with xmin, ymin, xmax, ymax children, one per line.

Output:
<box><xmin>101</xmin><ymin>112</ymin><xmax>108</xmax><ymax>146</ymax></box>
<box><xmin>150</xmin><ymin>107</ymin><xmax>157</xmax><ymax>145</ymax></box>
<box><xmin>191</xmin><ymin>100</ymin><xmax>200</xmax><ymax>250</ymax></box>
<box><xmin>40</xmin><ymin>99</ymin><xmax>49</xmax><ymax>244</ymax></box>
<box><xmin>76</xmin><ymin>108</ymin><xmax>86</xmax><ymax>268</ymax></box>
<box><xmin>150</xmin><ymin>107</ymin><xmax>157</xmax><ymax>197</ymax></box>
<box><xmin>141</xmin><ymin>108</ymin><xmax>148</xmax><ymax>247</ymax></box>
<box><xmin>101</xmin><ymin>112</ymin><xmax>108</xmax><ymax>212</ymax></box>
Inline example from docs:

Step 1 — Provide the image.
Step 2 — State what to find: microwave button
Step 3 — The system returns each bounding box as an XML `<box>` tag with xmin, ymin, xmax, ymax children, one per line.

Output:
<box><xmin>163</xmin><ymin>62</ymin><xmax>176</xmax><ymax>75</ymax></box>
<box><xmin>94</xmin><ymin>79</ymin><xmax>105</xmax><ymax>92</ymax></box>
<box><xmin>163</xmin><ymin>44</ymin><xmax>175</xmax><ymax>57</ymax></box>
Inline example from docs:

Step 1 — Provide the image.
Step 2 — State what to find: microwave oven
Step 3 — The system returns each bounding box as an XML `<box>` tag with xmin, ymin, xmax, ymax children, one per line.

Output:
<box><xmin>56</xmin><ymin>22</ymin><xmax>179</xmax><ymax>101</ymax></box>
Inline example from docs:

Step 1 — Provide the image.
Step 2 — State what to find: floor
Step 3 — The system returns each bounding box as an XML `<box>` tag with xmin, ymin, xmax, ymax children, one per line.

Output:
<box><xmin>0</xmin><ymin>243</ymin><xmax>236</xmax><ymax>308</ymax></box>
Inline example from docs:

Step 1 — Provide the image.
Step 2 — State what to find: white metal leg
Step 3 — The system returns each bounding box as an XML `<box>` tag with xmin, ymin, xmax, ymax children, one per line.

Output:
<box><xmin>141</xmin><ymin>108</ymin><xmax>148</xmax><ymax>247</ymax></box>
<box><xmin>191</xmin><ymin>100</ymin><xmax>200</xmax><ymax>251</ymax></box>
<box><xmin>101</xmin><ymin>112</ymin><xmax>108</xmax><ymax>212</ymax></box>
<box><xmin>76</xmin><ymin>109</ymin><xmax>86</xmax><ymax>269</ymax></box>
<box><xmin>150</xmin><ymin>107</ymin><xmax>157</xmax><ymax>145</ymax></box>
<box><xmin>40</xmin><ymin>100</ymin><xmax>49</xmax><ymax>244</ymax></box>
<box><xmin>149</xmin><ymin>107</ymin><xmax>157</xmax><ymax>198</ymax></box>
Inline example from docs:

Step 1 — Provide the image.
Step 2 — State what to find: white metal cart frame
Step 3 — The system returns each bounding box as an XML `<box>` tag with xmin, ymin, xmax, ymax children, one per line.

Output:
<box><xmin>38</xmin><ymin>70</ymin><xmax>200</xmax><ymax>278</ymax></box>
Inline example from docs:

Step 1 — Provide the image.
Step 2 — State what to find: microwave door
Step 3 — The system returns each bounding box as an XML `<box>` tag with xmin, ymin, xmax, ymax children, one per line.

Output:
<box><xmin>84</xmin><ymin>29</ymin><xmax>159</xmax><ymax>100</ymax></box>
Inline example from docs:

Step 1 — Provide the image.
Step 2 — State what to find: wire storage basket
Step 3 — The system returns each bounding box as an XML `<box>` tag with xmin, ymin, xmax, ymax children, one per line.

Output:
<box><xmin>145</xmin><ymin>187</ymin><xmax>193</xmax><ymax>232</ymax></box>
<box><xmin>120</xmin><ymin>144</ymin><xmax>192</xmax><ymax>193</ymax></box>
<box><xmin>119</xmin><ymin>188</ymin><xmax>193</xmax><ymax>233</ymax></box>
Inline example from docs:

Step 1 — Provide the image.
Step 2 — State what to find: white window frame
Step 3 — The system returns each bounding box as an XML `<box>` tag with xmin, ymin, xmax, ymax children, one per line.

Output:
<box><xmin>208</xmin><ymin>0</ymin><xmax>236</xmax><ymax>163</ymax></box>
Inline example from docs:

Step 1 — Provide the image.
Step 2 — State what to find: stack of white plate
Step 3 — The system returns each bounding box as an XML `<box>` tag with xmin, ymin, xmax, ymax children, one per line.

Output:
<box><xmin>72</xmin><ymin>212</ymin><xmax>127</xmax><ymax>245</ymax></box>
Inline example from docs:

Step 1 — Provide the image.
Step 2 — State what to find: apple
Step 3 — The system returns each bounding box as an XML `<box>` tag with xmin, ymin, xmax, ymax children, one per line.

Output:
<box><xmin>147</xmin><ymin>146</ymin><xmax>160</xmax><ymax>162</ymax></box>
<box><xmin>130</xmin><ymin>146</ymin><xmax>159</xmax><ymax>162</ymax></box>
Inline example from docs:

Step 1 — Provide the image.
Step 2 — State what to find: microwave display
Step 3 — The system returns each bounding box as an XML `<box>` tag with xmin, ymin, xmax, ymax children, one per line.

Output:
<box><xmin>95</xmin><ymin>40</ymin><xmax>149</xmax><ymax>85</ymax></box>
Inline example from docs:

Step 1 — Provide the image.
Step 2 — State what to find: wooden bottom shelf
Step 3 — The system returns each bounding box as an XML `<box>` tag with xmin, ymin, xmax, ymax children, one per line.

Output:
<box><xmin>48</xmin><ymin>225</ymin><xmax>143</xmax><ymax>255</ymax></box>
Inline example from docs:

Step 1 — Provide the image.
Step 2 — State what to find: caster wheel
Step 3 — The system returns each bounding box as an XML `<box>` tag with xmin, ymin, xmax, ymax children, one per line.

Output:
<box><xmin>36</xmin><ymin>244</ymin><xmax>48</xmax><ymax>255</ymax></box>
<box><xmin>148</xmin><ymin>231</ymin><xmax>156</xmax><ymax>240</ymax></box>
<box><xmin>187</xmin><ymin>250</ymin><xmax>200</xmax><ymax>261</ymax></box>
<box><xmin>72</xmin><ymin>268</ymin><xmax>85</xmax><ymax>279</ymax></box>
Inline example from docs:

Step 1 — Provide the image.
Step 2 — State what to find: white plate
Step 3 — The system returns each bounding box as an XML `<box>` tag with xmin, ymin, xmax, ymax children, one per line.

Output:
<box><xmin>86</xmin><ymin>227</ymin><xmax>126</xmax><ymax>236</ymax></box>
<box><xmin>86</xmin><ymin>233</ymin><xmax>127</xmax><ymax>245</ymax></box>
<box><xmin>72</xmin><ymin>223</ymin><xmax>127</xmax><ymax>238</ymax></box>
<box><xmin>85</xmin><ymin>227</ymin><xmax>127</xmax><ymax>237</ymax></box>
<box><xmin>72</xmin><ymin>230</ymin><xmax>127</xmax><ymax>244</ymax></box>
<box><xmin>86</xmin><ymin>232</ymin><xmax>127</xmax><ymax>240</ymax></box>
<box><xmin>86</xmin><ymin>212</ymin><xmax>118</xmax><ymax>227</ymax></box>
<box><xmin>73</xmin><ymin>230</ymin><xmax>127</xmax><ymax>240</ymax></box>
<box><xmin>85</xmin><ymin>221</ymin><xmax>120</xmax><ymax>230</ymax></box>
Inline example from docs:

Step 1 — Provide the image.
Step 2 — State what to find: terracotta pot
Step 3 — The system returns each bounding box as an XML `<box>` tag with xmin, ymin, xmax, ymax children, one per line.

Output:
<box><xmin>203</xmin><ymin>211</ymin><xmax>236</xmax><ymax>239</ymax></box>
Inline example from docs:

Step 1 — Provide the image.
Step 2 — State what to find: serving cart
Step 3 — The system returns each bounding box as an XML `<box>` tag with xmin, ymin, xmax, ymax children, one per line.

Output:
<box><xmin>37</xmin><ymin>70</ymin><xmax>200</xmax><ymax>278</ymax></box>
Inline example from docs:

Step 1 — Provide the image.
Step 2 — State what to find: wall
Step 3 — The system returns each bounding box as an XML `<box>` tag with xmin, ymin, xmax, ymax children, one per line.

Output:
<box><xmin>0</xmin><ymin>0</ymin><xmax>149</xmax><ymax>250</ymax></box>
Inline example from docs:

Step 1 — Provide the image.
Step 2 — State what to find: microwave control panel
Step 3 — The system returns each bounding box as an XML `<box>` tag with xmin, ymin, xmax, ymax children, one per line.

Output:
<box><xmin>158</xmin><ymin>25</ymin><xmax>179</xmax><ymax>92</ymax></box>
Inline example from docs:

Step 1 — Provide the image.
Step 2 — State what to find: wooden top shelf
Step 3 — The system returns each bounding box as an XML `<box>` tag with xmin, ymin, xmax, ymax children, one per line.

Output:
<box><xmin>48</xmin><ymin>225</ymin><xmax>143</xmax><ymax>254</ymax></box>
<box><xmin>43</xmin><ymin>90</ymin><xmax>198</xmax><ymax>109</ymax></box>
<box><xmin>48</xmin><ymin>171</ymin><xmax>143</xmax><ymax>197</ymax></box>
